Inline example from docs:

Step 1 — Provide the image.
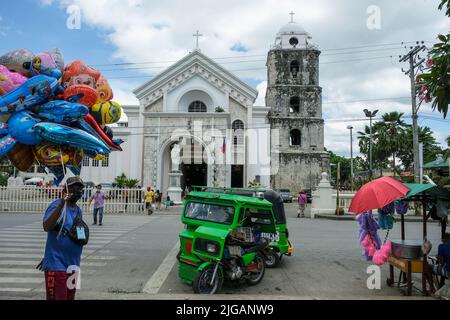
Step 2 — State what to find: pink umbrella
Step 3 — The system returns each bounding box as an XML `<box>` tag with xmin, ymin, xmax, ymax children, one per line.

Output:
<box><xmin>349</xmin><ymin>177</ymin><xmax>410</xmax><ymax>214</ymax></box>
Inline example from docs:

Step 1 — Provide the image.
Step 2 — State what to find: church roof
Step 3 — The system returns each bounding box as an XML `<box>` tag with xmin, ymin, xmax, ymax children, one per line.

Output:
<box><xmin>277</xmin><ymin>21</ymin><xmax>308</xmax><ymax>35</ymax></box>
<box><xmin>133</xmin><ymin>50</ymin><xmax>258</xmax><ymax>105</ymax></box>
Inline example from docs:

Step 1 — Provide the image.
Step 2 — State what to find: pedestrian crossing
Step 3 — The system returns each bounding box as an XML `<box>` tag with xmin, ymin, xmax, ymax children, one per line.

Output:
<box><xmin>0</xmin><ymin>221</ymin><xmax>137</xmax><ymax>297</ymax></box>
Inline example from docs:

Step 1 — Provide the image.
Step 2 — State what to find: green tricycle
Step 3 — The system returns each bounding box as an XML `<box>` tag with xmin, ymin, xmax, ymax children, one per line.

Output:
<box><xmin>177</xmin><ymin>186</ymin><xmax>294</xmax><ymax>294</ymax></box>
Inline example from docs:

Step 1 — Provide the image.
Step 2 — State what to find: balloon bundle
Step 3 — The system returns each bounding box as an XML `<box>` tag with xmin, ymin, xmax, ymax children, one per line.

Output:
<box><xmin>0</xmin><ymin>48</ymin><xmax>123</xmax><ymax>184</ymax></box>
<box><xmin>355</xmin><ymin>211</ymin><xmax>391</xmax><ymax>265</ymax></box>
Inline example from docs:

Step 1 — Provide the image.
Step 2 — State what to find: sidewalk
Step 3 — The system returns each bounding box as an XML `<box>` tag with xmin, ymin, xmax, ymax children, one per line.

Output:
<box><xmin>314</xmin><ymin>213</ymin><xmax>434</xmax><ymax>222</ymax></box>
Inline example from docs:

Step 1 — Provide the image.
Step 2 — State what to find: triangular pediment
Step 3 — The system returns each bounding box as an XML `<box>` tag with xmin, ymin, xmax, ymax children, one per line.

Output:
<box><xmin>133</xmin><ymin>50</ymin><xmax>258</xmax><ymax>108</ymax></box>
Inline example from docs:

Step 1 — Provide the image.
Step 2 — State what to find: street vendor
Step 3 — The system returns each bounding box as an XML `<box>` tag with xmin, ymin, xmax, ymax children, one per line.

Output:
<box><xmin>428</xmin><ymin>235</ymin><xmax>450</xmax><ymax>279</ymax></box>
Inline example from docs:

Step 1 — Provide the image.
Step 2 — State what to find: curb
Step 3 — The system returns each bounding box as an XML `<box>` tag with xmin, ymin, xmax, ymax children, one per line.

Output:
<box><xmin>314</xmin><ymin>214</ymin><xmax>434</xmax><ymax>222</ymax></box>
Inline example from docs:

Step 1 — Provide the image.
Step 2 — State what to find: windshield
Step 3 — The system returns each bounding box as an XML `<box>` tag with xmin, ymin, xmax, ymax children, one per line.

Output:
<box><xmin>279</xmin><ymin>189</ymin><xmax>290</xmax><ymax>193</ymax></box>
<box><xmin>184</xmin><ymin>202</ymin><xmax>235</xmax><ymax>225</ymax></box>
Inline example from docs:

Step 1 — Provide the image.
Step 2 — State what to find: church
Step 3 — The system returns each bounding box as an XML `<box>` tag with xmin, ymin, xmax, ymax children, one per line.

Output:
<box><xmin>80</xmin><ymin>17</ymin><xmax>330</xmax><ymax>195</ymax></box>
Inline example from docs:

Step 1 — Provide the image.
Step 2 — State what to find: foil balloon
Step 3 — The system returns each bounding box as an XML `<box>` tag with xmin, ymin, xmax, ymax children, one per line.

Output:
<box><xmin>0</xmin><ymin>48</ymin><xmax>34</xmax><ymax>77</ymax></box>
<box><xmin>91</xmin><ymin>101</ymin><xmax>122</xmax><ymax>125</ymax></box>
<box><xmin>33</xmin><ymin>122</ymin><xmax>110</xmax><ymax>156</ymax></box>
<box><xmin>0</xmin><ymin>111</ymin><xmax>42</xmax><ymax>155</ymax></box>
<box><xmin>35</xmin><ymin>100</ymin><xmax>89</xmax><ymax>124</ymax></box>
<box><xmin>82</xmin><ymin>114</ymin><xmax>122</xmax><ymax>151</ymax></box>
<box><xmin>95</xmin><ymin>76</ymin><xmax>113</xmax><ymax>103</ymax></box>
<box><xmin>29</xmin><ymin>52</ymin><xmax>62</xmax><ymax>79</ymax></box>
<box><xmin>0</xmin><ymin>75</ymin><xmax>61</xmax><ymax>114</ymax></box>
<box><xmin>0</xmin><ymin>65</ymin><xmax>27</xmax><ymax>96</ymax></box>
<box><xmin>7</xmin><ymin>143</ymin><xmax>34</xmax><ymax>172</ymax></box>
<box><xmin>34</xmin><ymin>143</ymin><xmax>70</xmax><ymax>166</ymax></box>
<box><xmin>62</xmin><ymin>60</ymin><xmax>100</xmax><ymax>88</ymax></box>
<box><xmin>46</xmin><ymin>48</ymin><xmax>64</xmax><ymax>72</ymax></box>
<box><xmin>63</xmin><ymin>84</ymin><xmax>99</xmax><ymax>108</ymax></box>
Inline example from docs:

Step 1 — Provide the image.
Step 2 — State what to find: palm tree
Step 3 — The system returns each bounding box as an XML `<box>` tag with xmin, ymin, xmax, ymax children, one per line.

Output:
<box><xmin>377</xmin><ymin>112</ymin><xmax>407</xmax><ymax>176</ymax></box>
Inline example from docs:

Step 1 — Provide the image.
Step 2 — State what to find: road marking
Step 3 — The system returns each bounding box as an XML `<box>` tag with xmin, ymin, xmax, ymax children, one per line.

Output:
<box><xmin>0</xmin><ymin>253</ymin><xmax>45</xmax><ymax>259</ymax></box>
<box><xmin>0</xmin><ymin>239</ymin><xmax>112</xmax><ymax>244</ymax></box>
<box><xmin>84</xmin><ymin>255</ymin><xmax>116</xmax><ymax>260</ymax></box>
<box><xmin>0</xmin><ymin>268</ymin><xmax>41</xmax><ymax>274</ymax></box>
<box><xmin>0</xmin><ymin>235</ymin><xmax>116</xmax><ymax>240</ymax></box>
<box><xmin>0</xmin><ymin>277</ymin><xmax>43</xmax><ymax>284</ymax></box>
<box><xmin>0</xmin><ymin>248</ymin><xmax>95</xmax><ymax>254</ymax></box>
<box><xmin>142</xmin><ymin>241</ymin><xmax>179</xmax><ymax>294</ymax></box>
<box><xmin>0</xmin><ymin>288</ymin><xmax>32</xmax><ymax>292</ymax></box>
<box><xmin>0</xmin><ymin>261</ymin><xmax>40</xmax><ymax>266</ymax></box>
<box><xmin>0</xmin><ymin>243</ymin><xmax>103</xmax><ymax>249</ymax></box>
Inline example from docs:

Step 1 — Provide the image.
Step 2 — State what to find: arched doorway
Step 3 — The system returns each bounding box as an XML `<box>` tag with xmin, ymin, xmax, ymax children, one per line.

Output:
<box><xmin>179</xmin><ymin>138</ymin><xmax>208</xmax><ymax>190</ymax></box>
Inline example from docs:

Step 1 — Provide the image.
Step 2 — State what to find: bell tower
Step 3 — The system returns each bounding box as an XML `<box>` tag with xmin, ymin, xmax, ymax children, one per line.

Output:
<box><xmin>267</xmin><ymin>14</ymin><xmax>330</xmax><ymax>191</ymax></box>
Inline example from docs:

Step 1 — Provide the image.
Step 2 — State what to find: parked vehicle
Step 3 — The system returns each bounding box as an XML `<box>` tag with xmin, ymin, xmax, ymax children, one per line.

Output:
<box><xmin>177</xmin><ymin>187</ymin><xmax>276</xmax><ymax>294</ymax></box>
<box><xmin>276</xmin><ymin>189</ymin><xmax>293</xmax><ymax>203</ymax></box>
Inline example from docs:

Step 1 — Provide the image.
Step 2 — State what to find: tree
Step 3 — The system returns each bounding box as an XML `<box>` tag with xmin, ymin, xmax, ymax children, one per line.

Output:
<box><xmin>375</xmin><ymin>112</ymin><xmax>407</xmax><ymax>175</ymax></box>
<box><xmin>113</xmin><ymin>173</ymin><xmax>139</xmax><ymax>188</ymax></box>
<box><xmin>397</xmin><ymin>126</ymin><xmax>442</xmax><ymax>170</ymax></box>
<box><xmin>328</xmin><ymin>150</ymin><xmax>352</xmax><ymax>188</ymax></box>
<box><xmin>416</xmin><ymin>0</ymin><xmax>450</xmax><ymax>117</ymax></box>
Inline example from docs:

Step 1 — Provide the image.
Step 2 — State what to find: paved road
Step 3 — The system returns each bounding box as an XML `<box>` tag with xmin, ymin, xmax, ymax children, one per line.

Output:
<box><xmin>0</xmin><ymin>204</ymin><xmax>442</xmax><ymax>299</ymax></box>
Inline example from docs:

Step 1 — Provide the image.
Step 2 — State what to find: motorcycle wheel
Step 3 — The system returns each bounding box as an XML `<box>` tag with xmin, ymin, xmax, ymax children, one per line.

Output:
<box><xmin>192</xmin><ymin>265</ymin><xmax>222</xmax><ymax>294</ymax></box>
<box><xmin>264</xmin><ymin>249</ymin><xmax>280</xmax><ymax>268</ymax></box>
<box><xmin>246</xmin><ymin>254</ymin><xmax>265</xmax><ymax>285</ymax></box>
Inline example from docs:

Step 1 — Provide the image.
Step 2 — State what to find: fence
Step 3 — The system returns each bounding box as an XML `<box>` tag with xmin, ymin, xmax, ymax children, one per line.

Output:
<box><xmin>0</xmin><ymin>186</ymin><xmax>149</xmax><ymax>214</ymax></box>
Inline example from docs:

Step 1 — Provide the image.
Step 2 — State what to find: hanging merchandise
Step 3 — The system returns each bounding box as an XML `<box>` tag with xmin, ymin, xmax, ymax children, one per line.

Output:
<box><xmin>395</xmin><ymin>200</ymin><xmax>408</xmax><ymax>215</ymax></box>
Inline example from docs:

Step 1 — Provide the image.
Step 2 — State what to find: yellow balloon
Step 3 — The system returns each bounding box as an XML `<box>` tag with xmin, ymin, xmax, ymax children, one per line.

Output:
<box><xmin>90</xmin><ymin>101</ymin><xmax>122</xmax><ymax>125</ymax></box>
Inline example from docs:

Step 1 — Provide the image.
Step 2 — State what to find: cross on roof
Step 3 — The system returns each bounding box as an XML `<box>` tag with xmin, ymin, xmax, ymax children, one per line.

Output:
<box><xmin>193</xmin><ymin>30</ymin><xmax>203</xmax><ymax>50</ymax></box>
<box><xmin>289</xmin><ymin>11</ymin><xmax>295</xmax><ymax>23</ymax></box>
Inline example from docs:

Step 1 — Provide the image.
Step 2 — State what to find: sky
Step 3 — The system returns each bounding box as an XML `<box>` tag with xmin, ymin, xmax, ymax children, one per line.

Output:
<box><xmin>0</xmin><ymin>0</ymin><xmax>449</xmax><ymax>158</ymax></box>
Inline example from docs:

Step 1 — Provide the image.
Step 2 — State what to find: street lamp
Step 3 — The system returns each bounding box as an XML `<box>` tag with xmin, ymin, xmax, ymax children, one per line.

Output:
<box><xmin>363</xmin><ymin>109</ymin><xmax>378</xmax><ymax>179</ymax></box>
<box><xmin>346</xmin><ymin>125</ymin><xmax>354</xmax><ymax>191</ymax></box>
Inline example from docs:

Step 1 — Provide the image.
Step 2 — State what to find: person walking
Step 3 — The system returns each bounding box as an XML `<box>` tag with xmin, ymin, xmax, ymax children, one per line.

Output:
<box><xmin>297</xmin><ymin>189</ymin><xmax>307</xmax><ymax>218</ymax></box>
<box><xmin>165</xmin><ymin>195</ymin><xmax>171</xmax><ymax>209</ymax></box>
<box><xmin>40</xmin><ymin>177</ymin><xmax>86</xmax><ymax>300</ymax></box>
<box><xmin>89</xmin><ymin>184</ymin><xmax>109</xmax><ymax>226</ymax></box>
<box><xmin>155</xmin><ymin>190</ymin><xmax>162</xmax><ymax>210</ymax></box>
<box><xmin>145</xmin><ymin>187</ymin><xmax>154</xmax><ymax>215</ymax></box>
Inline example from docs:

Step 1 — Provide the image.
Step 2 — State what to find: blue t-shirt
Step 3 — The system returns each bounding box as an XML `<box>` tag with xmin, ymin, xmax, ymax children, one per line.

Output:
<box><xmin>438</xmin><ymin>242</ymin><xmax>450</xmax><ymax>273</ymax></box>
<box><xmin>42</xmin><ymin>199</ymin><xmax>83</xmax><ymax>271</ymax></box>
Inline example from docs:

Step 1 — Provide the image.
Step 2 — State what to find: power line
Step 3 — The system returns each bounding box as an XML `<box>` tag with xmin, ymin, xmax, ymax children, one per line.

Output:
<box><xmin>90</xmin><ymin>40</ymin><xmax>426</xmax><ymax>67</ymax></box>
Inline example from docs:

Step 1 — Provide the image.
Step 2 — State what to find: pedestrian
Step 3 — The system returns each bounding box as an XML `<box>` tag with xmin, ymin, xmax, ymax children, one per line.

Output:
<box><xmin>155</xmin><ymin>190</ymin><xmax>162</xmax><ymax>210</ymax></box>
<box><xmin>40</xmin><ymin>176</ymin><xmax>87</xmax><ymax>300</ymax></box>
<box><xmin>89</xmin><ymin>184</ymin><xmax>109</xmax><ymax>226</ymax></box>
<box><xmin>145</xmin><ymin>187</ymin><xmax>154</xmax><ymax>215</ymax></box>
<box><xmin>297</xmin><ymin>189</ymin><xmax>307</xmax><ymax>218</ymax></box>
<box><xmin>165</xmin><ymin>195</ymin><xmax>171</xmax><ymax>209</ymax></box>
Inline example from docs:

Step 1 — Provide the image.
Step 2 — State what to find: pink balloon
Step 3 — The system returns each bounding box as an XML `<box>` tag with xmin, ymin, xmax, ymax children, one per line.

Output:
<box><xmin>0</xmin><ymin>65</ymin><xmax>27</xmax><ymax>96</ymax></box>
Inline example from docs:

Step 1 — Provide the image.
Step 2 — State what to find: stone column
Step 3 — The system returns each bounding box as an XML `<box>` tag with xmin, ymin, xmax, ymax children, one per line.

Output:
<box><xmin>311</xmin><ymin>172</ymin><xmax>335</xmax><ymax>218</ymax></box>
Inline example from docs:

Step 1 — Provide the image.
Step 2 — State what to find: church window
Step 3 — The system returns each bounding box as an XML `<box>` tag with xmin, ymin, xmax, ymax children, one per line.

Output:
<box><xmin>289</xmin><ymin>37</ymin><xmax>299</xmax><ymax>47</ymax></box>
<box><xmin>92</xmin><ymin>159</ymin><xmax>99</xmax><ymax>167</ymax></box>
<box><xmin>102</xmin><ymin>154</ymin><xmax>109</xmax><ymax>167</ymax></box>
<box><xmin>232</xmin><ymin>120</ymin><xmax>245</xmax><ymax>145</ymax></box>
<box><xmin>82</xmin><ymin>156</ymin><xmax>90</xmax><ymax>167</ymax></box>
<box><xmin>290</xmin><ymin>129</ymin><xmax>301</xmax><ymax>146</ymax></box>
<box><xmin>289</xmin><ymin>96</ymin><xmax>300</xmax><ymax>112</ymax></box>
<box><xmin>290</xmin><ymin>60</ymin><xmax>299</xmax><ymax>78</ymax></box>
<box><xmin>188</xmin><ymin>100</ymin><xmax>207</xmax><ymax>112</ymax></box>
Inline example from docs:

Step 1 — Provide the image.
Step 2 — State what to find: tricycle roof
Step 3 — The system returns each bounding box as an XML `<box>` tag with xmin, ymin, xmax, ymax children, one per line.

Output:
<box><xmin>186</xmin><ymin>191</ymin><xmax>272</xmax><ymax>208</ymax></box>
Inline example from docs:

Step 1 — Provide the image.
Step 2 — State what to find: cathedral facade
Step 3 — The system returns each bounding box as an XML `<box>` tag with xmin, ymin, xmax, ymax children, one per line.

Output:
<box><xmin>81</xmin><ymin>19</ymin><xmax>329</xmax><ymax>193</ymax></box>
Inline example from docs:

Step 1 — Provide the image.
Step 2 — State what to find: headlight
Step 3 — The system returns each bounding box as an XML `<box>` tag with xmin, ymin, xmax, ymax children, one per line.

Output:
<box><xmin>194</xmin><ymin>239</ymin><xmax>220</xmax><ymax>256</ymax></box>
<box><xmin>207</xmin><ymin>243</ymin><xmax>216</xmax><ymax>253</ymax></box>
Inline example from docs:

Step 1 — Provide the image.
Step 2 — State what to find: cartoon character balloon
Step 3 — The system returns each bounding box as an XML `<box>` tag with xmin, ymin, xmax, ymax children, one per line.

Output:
<box><xmin>90</xmin><ymin>101</ymin><xmax>122</xmax><ymax>125</ymax></box>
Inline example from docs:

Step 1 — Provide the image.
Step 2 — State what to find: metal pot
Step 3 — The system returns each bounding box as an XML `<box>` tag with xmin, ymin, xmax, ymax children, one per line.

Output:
<box><xmin>391</xmin><ymin>239</ymin><xmax>423</xmax><ymax>260</ymax></box>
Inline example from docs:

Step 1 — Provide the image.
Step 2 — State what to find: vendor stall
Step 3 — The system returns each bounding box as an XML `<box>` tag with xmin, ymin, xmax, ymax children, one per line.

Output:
<box><xmin>386</xmin><ymin>183</ymin><xmax>450</xmax><ymax>296</ymax></box>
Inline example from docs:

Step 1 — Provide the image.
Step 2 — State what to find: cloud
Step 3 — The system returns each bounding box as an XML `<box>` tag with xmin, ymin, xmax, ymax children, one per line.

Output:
<box><xmin>43</xmin><ymin>0</ymin><xmax>449</xmax><ymax>157</ymax></box>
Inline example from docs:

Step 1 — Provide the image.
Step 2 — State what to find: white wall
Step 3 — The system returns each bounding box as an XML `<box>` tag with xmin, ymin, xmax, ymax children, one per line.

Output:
<box><xmin>166</xmin><ymin>75</ymin><xmax>228</xmax><ymax>112</ymax></box>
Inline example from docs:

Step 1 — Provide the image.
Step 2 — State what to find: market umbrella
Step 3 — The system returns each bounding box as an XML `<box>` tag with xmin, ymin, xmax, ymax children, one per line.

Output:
<box><xmin>349</xmin><ymin>177</ymin><xmax>410</xmax><ymax>214</ymax></box>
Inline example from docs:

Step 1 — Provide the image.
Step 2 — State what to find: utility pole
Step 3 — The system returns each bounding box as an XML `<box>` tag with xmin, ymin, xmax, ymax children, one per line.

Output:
<box><xmin>363</xmin><ymin>109</ymin><xmax>378</xmax><ymax>180</ymax></box>
<box><xmin>399</xmin><ymin>42</ymin><xmax>426</xmax><ymax>182</ymax></box>
<box><xmin>347</xmin><ymin>125</ymin><xmax>354</xmax><ymax>191</ymax></box>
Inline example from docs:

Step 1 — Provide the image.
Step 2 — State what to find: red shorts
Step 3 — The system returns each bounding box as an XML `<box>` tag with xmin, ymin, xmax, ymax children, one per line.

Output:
<box><xmin>45</xmin><ymin>271</ymin><xmax>77</xmax><ymax>300</ymax></box>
